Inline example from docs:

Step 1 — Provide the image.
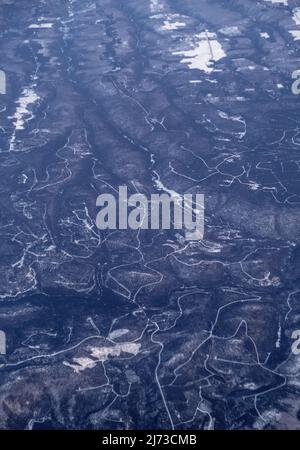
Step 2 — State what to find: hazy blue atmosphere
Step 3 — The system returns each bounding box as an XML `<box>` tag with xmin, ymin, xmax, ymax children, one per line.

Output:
<box><xmin>0</xmin><ymin>0</ymin><xmax>300</xmax><ymax>430</ymax></box>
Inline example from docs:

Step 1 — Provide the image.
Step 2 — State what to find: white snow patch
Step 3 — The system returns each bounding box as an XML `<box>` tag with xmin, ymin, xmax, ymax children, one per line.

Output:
<box><xmin>162</xmin><ymin>20</ymin><xmax>186</xmax><ymax>30</ymax></box>
<box><xmin>29</xmin><ymin>23</ymin><xmax>53</xmax><ymax>29</ymax></box>
<box><xmin>260</xmin><ymin>32</ymin><xmax>270</xmax><ymax>39</ymax></box>
<box><xmin>289</xmin><ymin>30</ymin><xmax>300</xmax><ymax>40</ymax></box>
<box><xmin>90</xmin><ymin>342</ymin><xmax>141</xmax><ymax>360</ymax></box>
<box><xmin>63</xmin><ymin>357</ymin><xmax>97</xmax><ymax>374</ymax></box>
<box><xmin>10</xmin><ymin>88</ymin><xmax>39</xmax><ymax>131</ymax></box>
<box><xmin>276</xmin><ymin>324</ymin><xmax>282</xmax><ymax>349</ymax></box>
<box><xmin>108</xmin><ymin>329</ymin><xmax>129</xmax><ymax>340</ymax></box>
<box><xmin>173</xmin><ymin>31</ymin><xmax>226</xmax><ymax>73</ymax></box>
<box><xmin>264</xmin><ymin>0</ymin><xmax>288</xmax><ymax>5</ymax></box>
<box><xmin>293</xmin><ymin>8</ymin><xmax>300</xmax><ymax>25</ymax></box>
<box><xmin>64</xmin><ymin>342</ymin><xmax>141</xmax><ymax>374</ymax></box>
